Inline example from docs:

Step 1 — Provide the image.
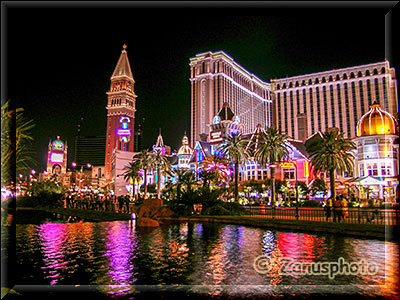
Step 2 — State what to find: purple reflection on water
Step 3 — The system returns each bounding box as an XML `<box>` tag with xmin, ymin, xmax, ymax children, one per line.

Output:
<box><xmin>38</xmin><ymin>223</ymin><xmax>69</xmax><ymax>285</ymax></box>
<box><xmin>103</xmin><ymin>222</ymin><xmax>137</xmax><ymax>285</ymax></box>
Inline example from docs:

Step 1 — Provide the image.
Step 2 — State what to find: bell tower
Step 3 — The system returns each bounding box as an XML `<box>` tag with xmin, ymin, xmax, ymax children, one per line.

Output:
<box><xmin>105</xmin><ymin>44</ymin><xmax>137</xmax><ymax>180</ymax></box>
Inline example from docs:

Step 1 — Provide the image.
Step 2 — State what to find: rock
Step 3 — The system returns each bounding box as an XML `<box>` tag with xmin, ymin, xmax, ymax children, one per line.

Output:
<box><xmin>137</xmin><ymin>217</ymin><xmax>159</xmax><ymax>227</ymax></box>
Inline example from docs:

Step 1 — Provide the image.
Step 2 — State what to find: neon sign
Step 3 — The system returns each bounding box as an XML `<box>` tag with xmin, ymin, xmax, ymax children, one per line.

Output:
<box><xmin>116</xmin><ymin>116</ymin><xmax>131</xmax><ymax>136</ymax></box>
<box><xmin>210</xmin><ymin>131</ymin><xmax>223</xmax><ymax>144</ymax></box>
<box><xmin>50</xmin><ymin>152</ymin><xmax>64</xmax><ymax>163</ymax></box>
<box><xmin>52</xmin><ymin>140</ymin><xmax>64</xmax><ymax>150</ymax></box>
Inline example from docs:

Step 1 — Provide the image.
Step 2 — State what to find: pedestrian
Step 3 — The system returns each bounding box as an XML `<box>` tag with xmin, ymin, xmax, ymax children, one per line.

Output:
<box><xmin>333</xmin><ymin>196</ymin><xmax>343</xmax><ymax>222</ymax></box>
<box><xmin>325</xmin><ymin>197</ymin><xmax>333</xmax><ymax>221</ymax></box>
<box><xmin>341</xmin><ymin>195</ymin><xmax>348</xmax><ymax>221</ymax></box>
<box><xmin>125</xmin><ymin>195</ymin><xmax>130</xmax><ymax>214</ymax></box>
<box><xmin>118</xmin><ymin>196</ymin><xmax>124</xmax><ymax>213</ymax></box>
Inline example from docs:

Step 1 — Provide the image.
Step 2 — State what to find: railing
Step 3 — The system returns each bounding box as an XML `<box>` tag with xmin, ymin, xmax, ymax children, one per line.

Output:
<box><xmin>242</xmin><ymin>206</ymin><xmax>399</xmax><ymax>225</ymax></box>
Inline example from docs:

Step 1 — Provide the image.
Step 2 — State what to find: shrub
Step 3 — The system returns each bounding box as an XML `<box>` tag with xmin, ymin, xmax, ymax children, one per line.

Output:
<box><xmin>208</xmin><ymin>204</ymin><xmax>230</xmax><ymax>216</ymax></box>
<box><xmin>17</xmin><ymin>191</ymin><xmax>63</xmax><ymax>208</ymax></box>
<box><xmin>301</xmin><ymin>200</ymin><xmax>322</xmax><ymax>207</ymax></box>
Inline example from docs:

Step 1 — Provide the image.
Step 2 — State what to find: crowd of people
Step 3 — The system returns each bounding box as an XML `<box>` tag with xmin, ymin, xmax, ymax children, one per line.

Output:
<box><xmin>63</xmin><ymin>193</ymin><xmax>132</xmax><ymax>213</ymax></box>
<box><xmin>324</xmin><ymin>195</ymin><xmax>348</xmax><ymax>222</ymax></box>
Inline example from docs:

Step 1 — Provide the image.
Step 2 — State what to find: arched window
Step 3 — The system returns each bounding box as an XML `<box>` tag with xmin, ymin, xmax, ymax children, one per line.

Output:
<box><xmin>329</xmin><ymin>76</ymin><xmax>333</xmax><ymax>82</ymax></box>
<box><xmin>302</xmin><ymin>80</ymin><xmax>306</xmax><ymax>85</ymax></box>
<box><xmin>295</xmin><ymin>81</ymin><xmax>299</xmax><ymax>87</ymax></box>
<box><xmin>308</xmin><ymin>79</ymin><xmax>313</xmax><ymax>85</ymax></box>
<box><xmin>277</xmin><ymin>84</ymin><xmax>280</xmax><ymax>89</ymax></box>
<box><xmin>350</xmin><ymin>72</ymin><xmax>355</xmax><ymax>79</ymax></box>
<box><xmin>315</xmin><ymin>78</ymin><xmax>320</xmax><ymax>84</ymax></box>
<box><xmin>343</xmin><ymin>73</ymin><xmax>348</xmax><ymax>79</ymax></box>
<box><xmin>381</xmin><ymin>67</ymin><xmax>386</xmax><ymax>74</ymax></box>
<box><xmin>358</xmin><ymin>71</ymin><xmax>363</xmax><ymax>77</ymax></box>
<box><xmin>289</xmin><ymin>82</ymin><xmax>293</xmax><ymax>88</ymax></box>
<box><xmin>336</xmin><ymin>75</ymin><xmax>340</xmax><ymax>81</ymax></box>
<box><xmin>373</xmin><ymin>69</ymin><xmax>378</xmax><ymax>75</ymax></box>
<box><xmin>322</xmin><ymin>77</ymin><xmax>327</xmax><ymax>83</ymax></box>
<box><xmin>366</xmin><ymin>70</ymin><xmax>371</xmax><ymax>76</ymax></box>
<box><xmin>283</xmin><ymin>83</ymin><xmax>287</xmax><ymax>88</ymax></box>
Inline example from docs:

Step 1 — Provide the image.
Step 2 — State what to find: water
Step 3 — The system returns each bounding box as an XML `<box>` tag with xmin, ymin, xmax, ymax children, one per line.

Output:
<box><xmin>7</xmin><ymin>211</ymin><xmax>400</xmax><ymax>299</ymax></box>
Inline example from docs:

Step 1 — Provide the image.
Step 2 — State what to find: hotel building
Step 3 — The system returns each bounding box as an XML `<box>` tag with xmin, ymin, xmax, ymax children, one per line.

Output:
<box><xmin>189</xmin><ymin>51</ymin><xmax>273</xmax><ymax>146</ymax></box>
<box><xmin>271</xmin><ymin>61</ymin><xmax>398</xmax><ymax>140</ymax></box>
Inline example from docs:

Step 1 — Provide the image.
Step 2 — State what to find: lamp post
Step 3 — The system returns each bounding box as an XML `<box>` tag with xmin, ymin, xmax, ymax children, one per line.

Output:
<box><xmin>294</xmin><ymin>161</ymin><xmax>299</xmax><ymax>220</ymax></box>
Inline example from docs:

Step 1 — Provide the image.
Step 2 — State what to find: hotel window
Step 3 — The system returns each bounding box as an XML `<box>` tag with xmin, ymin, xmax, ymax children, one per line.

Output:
<box><xmin>374</xmin><ymin>78</ymin><xmax>380</xmax><ymax>103</ymax></box>
<box><xmin>337</xmin><ymin>84</ymin><xmax>343</xmax><ymax>132</ymax></box>
<box><xmin>290</xmin><ymin>91</ymin><xmax>294</xmax><ymax>136</ymax></box>
<box><xmin>351</xmin><ymin>82</ymin><xmax>358</xmax><ymax>136</ymax></box>
<box><xmin>283</xmin><ymin>92</ymin><xmax>288</xmax><ymax>133</ymax></box>
<box><xmin>316</xmin><ymin>87</ymin><xmax>321</xmax><ymax>131</ymax></box>
<box><xmin>323</xmin><ymin>86</ymin><xmax>328</xmax><ymax>130</ymax></box>
<box><xmin>381</xmin><ymin>163</ymin><xmax>392</xmax><ymax>176</ymax></box>
<box><xmin>330</xmin><ymin>85</ymin><xmax>335</xmax><ymax>127</ymax></box>
<box><xmin>344</xmin><ymin>83</ymin><xmax>351</xmax><ymax>137</ymax></box>
<box><xmin>382</xmin><ymin>77</ymin><xmax>389</xmax><ymax>111</ymax></box>
<box><xmin>284</xmin><ymin>169</ymin><xmax>295</xmax><ymax>179</ymax></box>
<box><xmin>360</xmin><ymin>164</ymin><xmax>364</xmax><ymax>177</ymax></box>
<box><xmin>367</xmin><ymin>79</ymin><xmax>372</xmax><ymax>106</ymax></box>
<box><xmin>359</xmin><ymin>81</ymin><xmax>365</xmax><ymax>115</ymax></box>
<box><xmin>302</xmin><ymin>89</ymin><xmax>307</xmax><ymax>115</ymax></box>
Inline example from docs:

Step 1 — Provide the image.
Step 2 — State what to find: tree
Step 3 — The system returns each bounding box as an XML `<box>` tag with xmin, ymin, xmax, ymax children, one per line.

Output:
<box><xmin>1</xmin><ymin>100</ymin><xmax>36</xmax><ymax>186</ymax></box>
<box><xmin>253</xmin><ymin>127</ymin><xmax>290</xmax><ymax>206</ymax></box>
<box><xmin>132</xmin><ymin>150</ymin><xmax>154</xmax><ymax>198</ymax></box>
<box><xmin>123</xmin><ymin>160</ymin><xmax>141</xmax><ymax>199</ymax></box>
<box><xmin>305</xmin><ymin>130</ymin><xmax>356</xmax><ymax>201</ymax></box>
<box><xmin>151</xmin><ymin>148</ymin><xmax>171</xmax><ymax>199</ymax></box>
<box><xmin>201</xmin><ymin>154</ymin><xmax>231</xmax><ymax>188</ymax></box>
<box><xmin>310</xmin><ymin>177</ymin><xmax>328</xmax><ymax>199</ymax></box>
<box><xmin>218</xmin><ymin>133</ymin><xmax>250</xmax><ymax>202</ymax></box>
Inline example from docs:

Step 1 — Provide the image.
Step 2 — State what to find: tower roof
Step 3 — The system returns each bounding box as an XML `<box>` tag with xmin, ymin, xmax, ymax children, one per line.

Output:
<box><xmin>218</xmin><ymin>102</ymin><xmax>235</xmax><ymax>121</ymax></box>
<box><xmin>155</xmin><ymin>133</ymin><xmax>165</xmax><ymax>148</ymax></box>
<box><xmin>357</xmin><ymin>101</ymin><xmax>398</xmax><ymax>136</ymax></box>
<box><xmin>111</xmin><ymin>44</ymin><xmax>134</xmax><ymax>81</ymax></box>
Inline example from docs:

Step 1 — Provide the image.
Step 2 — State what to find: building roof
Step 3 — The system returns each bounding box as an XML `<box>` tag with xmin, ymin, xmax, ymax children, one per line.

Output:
<box><xmin>357</xmin><ymin>101</ymin><xmax>398</xmax><ymax>136</ymax></box>
<box><xmin>218</xmin><ymin>102</ymin><xmax>235</xmax><ymax>121</ymax></box>
<box><xmin>111</xmin><ymin>44</ymin><xmax>134</xmax><ymax>81</ymax></box>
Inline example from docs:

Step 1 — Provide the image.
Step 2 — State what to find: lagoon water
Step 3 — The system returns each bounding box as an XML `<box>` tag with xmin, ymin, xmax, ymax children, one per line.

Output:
<box><xmin>10</xmin><ymin>210</ymin><xmax>399</xmax><ymax>299</ymax></box>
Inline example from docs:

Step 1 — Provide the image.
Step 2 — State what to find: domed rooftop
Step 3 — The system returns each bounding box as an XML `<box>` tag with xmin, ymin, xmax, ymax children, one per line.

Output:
<box><xmin>357</xmin><ymin>101</ymin><xmax>398</xmax><ymax>137</ymax></box>
<box><xmin>177</xmin><ymin>135</ymin><xmax>193</xmax><ymax>156</ymax></box>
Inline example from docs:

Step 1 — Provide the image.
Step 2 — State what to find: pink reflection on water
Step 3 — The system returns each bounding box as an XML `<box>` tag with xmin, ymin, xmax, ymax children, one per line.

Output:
<box><xmin>38</xmin><ymin>223</ymin><xmax>69</xmax><ymax>285</ymax></box>
<box><xmin>103</xmin><ymin>222</ymin><xmax>137</xmax><ymax>285</ymax></box>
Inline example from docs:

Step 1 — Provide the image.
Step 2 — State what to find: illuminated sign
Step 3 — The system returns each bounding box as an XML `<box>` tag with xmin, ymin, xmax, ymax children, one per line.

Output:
<box><xmin>116</xmin><ymin>129</ymin><xmax>131</xmax><ymax>136</ymax></box>
<box><xmin>50</xmin><ymin>152</ymin><xmax>64</xmax><ymax>163</ymax></box>
<box><xmin>280</xmin><ymin>162</ymin><xmax>295</xmax><ymax>168</ymax></box>
<box><xmin>210</xmin><ymin>131</ymin><xmax>223</xmax><ymax>144</ymax></box>
<box><xmin>304</xmin><ymin>161</ymin><xmax>309</xmax><ymax>177</ymax></box>
<box><xmin>116</xmin><ymin>116</ymin><xmax>131</xmax><ymax>137</ymax></box>
<box><xmin>52</xmin><ymin>140</ymin><xmax>64</xmax><ymax>150</ymax></box>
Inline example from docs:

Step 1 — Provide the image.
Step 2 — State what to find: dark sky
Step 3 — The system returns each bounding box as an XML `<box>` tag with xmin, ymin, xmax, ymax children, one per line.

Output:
<box><xmin>4</xmin><ymin>2</ymin><xmax>398</xmax><ymax>173</ymax></box>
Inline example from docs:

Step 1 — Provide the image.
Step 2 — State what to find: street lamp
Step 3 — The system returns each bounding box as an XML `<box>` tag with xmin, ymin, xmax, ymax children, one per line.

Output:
<box><xmin>293</xmin><ymin>161</ymin><xmax>299</xmax><ymax>220</ymax></box>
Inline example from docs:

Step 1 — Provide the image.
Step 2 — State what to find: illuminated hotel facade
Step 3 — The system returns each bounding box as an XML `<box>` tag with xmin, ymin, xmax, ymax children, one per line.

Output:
<box><xmin>271</xmin><ymin>61</ymin><xmax>398</xmax><ymax>140</ymax></box>
<box><xmin>189</xmin><ymin>51</ymin><xmax>273</xmax><ymax>146</ymax></box>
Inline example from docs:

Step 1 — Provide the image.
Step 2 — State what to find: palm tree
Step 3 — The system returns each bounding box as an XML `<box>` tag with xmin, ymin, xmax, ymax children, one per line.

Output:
<box><xmin>151</xmin><ymin>148</ymin><xmax>171</xmax><ymax>199</ymax></box>
<box><xmin>132</xmin><ymin>150</ymin><xmax>153</xmax><ymax>198</ymax></box>
<box><xmin>123</xmin><ymin>160</ymin><xmax>141</xmax><ymax>199</ymax></box>
<box><xmin>1</xmin><ymin>100</ymin><xmax>36</xmax><ymax>186</ymax></box>
<box><xmin>201</xmin><ymin>154</ymin><xmax>231</xmax><ymax>188</ymax></box>
<box><xmin>305</xmin><ymin>130</ymin><xmax>356</xmax><ymax>201</ymax></box>
<box><xmin>218</xmin><ymin>133</ymin><xmax>250</xmax><ymax>202</ymax></box>
<box><xmin>253</xmin><ymin>127</ymin><xmax>290</xmax><ymax>206</ymax></box>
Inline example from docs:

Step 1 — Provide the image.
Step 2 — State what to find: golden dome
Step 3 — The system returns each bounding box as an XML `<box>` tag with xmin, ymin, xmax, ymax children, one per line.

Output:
<box><xmin>357</xmin><ymin>101</ymin><xmax>398</xmax><ymax>136</ymax></box>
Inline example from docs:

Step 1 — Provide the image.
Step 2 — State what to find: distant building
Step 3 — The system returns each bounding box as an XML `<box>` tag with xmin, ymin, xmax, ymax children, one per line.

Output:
<box><xmin>105</xmin><ymin>44</ymin><xmax>137</xmax><ymax>180</ymax></box>
<box><xmin>271</xmin><ymin>61</ymin><xmax>398</xmax><ymax>140</ymax></box>
<box><xmin>43</xmin><ymin>136</ymin><xmax>71</xmax><ymax>187</ymax></box>
<box><xmin>189</xmin><ymin>51</ymin><xmax>273</xmax><ymax>146</ymax></box>
<box><xmin>74</xmin><ymin>135</ymin><xmax>106</xmax><ymax>167</ymax></box>
<box><xmin>134</xmin><ymin>125</ymin><xmax>143</xmax><ymax>152</ymax></box>
<box><xmin>350</xmin><ymin>101</ymin><xmax>399</xmax><ymax>202</ymax></box>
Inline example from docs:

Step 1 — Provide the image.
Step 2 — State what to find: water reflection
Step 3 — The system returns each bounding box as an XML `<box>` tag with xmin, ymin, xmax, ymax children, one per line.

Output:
<box><xmin>14</xmin><ymin>217</ymin><xmax>399</xmax><ymax>299</ymax></box>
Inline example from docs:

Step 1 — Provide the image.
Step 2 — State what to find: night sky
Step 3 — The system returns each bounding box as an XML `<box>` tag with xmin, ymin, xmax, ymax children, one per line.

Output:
<box><xmin>4</xmin><ymin>2</ymin><xmax>398</xmax><ymax>173</ymax></box>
